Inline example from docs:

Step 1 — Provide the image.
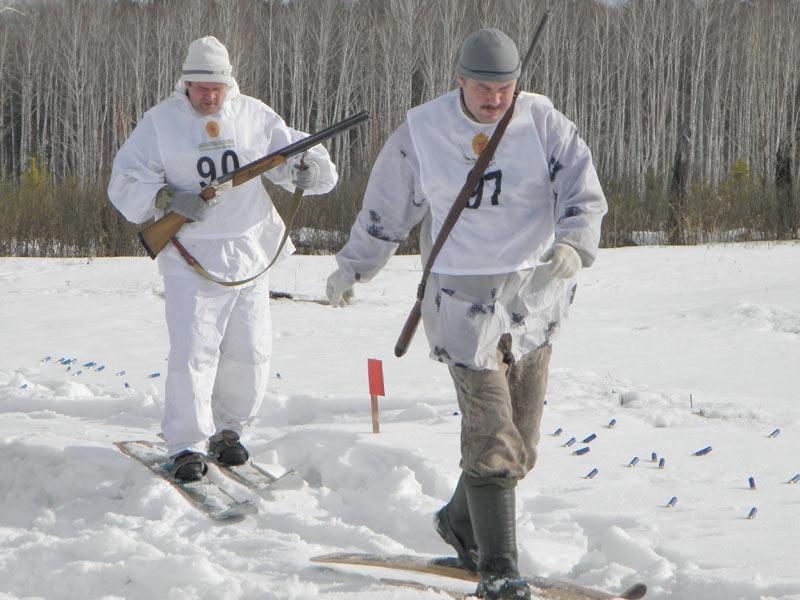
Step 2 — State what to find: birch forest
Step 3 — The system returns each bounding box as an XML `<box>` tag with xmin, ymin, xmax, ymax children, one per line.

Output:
<box><xmin>0</xmin><ymin>0</ymin><xmax>798</xmax><ymax>256</ymax></box>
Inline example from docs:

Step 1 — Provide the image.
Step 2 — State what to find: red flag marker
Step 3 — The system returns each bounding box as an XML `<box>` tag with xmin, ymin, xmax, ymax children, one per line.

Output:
<box><xmin>367</xmin><ymin>358</ymin><xmax>385</xmax><ymax>433</ymax></box>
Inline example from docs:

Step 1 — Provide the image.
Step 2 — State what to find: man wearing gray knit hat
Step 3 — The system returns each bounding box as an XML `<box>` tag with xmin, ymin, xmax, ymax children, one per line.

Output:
<box><xmin>326</xmin><ymin>27</ymin><xmax>606</xmax><ymax>600</ymax></box>
<box><xmin>457</xmin><ymin>28</ymin><xmax>522</xmax><ymax>83</ymax></box>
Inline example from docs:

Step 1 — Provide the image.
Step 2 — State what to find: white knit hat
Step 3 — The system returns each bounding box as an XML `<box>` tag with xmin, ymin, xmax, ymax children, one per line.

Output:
<box><xmin>181</xmin><ymin>36</ymin><xmax>234</xmax><ymax>87</ymax></box>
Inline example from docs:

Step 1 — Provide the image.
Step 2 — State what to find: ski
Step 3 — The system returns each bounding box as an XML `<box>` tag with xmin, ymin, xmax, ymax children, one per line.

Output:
<box><xmin>208</xmin><ymin>456</ymin><xmax>304</xmax><ymax>494</ymax></box>
<box><xmin>154</xmin><ymin>432</ymin><xmax>304</xmax><ymax>494</ymax></box>
<box><xmin>380</xmin><ymin>577</ymin><xmax>470</xmax><ymax>598</ymax></box>
<box><xmin>311</xmin><ymin>552</ymin><xmax>647</xmax><ymax>600</ymax></box>
<box><xmin>115</xmin><ymin>440</ymin><xmax>257</xmax><ymax>522</ymax></box>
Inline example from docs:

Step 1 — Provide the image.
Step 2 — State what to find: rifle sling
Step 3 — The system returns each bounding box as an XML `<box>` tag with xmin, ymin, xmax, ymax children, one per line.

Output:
<box><xmin>170</xmin><ymin>186</ymin><xmax>305</xmax><ymax>287</ymax></box>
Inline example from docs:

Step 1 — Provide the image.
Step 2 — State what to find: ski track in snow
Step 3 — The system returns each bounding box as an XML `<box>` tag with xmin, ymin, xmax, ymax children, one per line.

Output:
<box><xmin>1</xmin><ymin>246</ymin><xmax>799</xmax><ymax>600</ymax></box>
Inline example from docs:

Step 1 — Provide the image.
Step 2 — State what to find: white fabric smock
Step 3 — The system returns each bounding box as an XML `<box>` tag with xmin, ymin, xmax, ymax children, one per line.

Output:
<box><xmin>335</xmin><ymin>88</ymin><xmax>606</xmax><ymax>369</ymax></box>
<box><xmin>108</xmin><ymin>81</ymin><xmax>337</xmax><ymax>283</ymax></box>
<box><xmin>407</xmin><ymin>90</ymin><xmax>553</xmax><ymax>275</ymax></box>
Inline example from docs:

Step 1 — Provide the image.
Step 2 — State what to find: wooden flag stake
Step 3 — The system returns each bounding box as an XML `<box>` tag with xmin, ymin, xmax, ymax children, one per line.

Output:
<box><xmin>367</xmin><ymin>358</ymin><xmax>385</xmax><ymax>434</ymax></box>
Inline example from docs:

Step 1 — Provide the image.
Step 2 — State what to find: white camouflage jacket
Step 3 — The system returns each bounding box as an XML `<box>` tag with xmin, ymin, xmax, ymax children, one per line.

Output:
<box><xmin>335</xmin><ymin>90</ymin><xmax>607</xmax><ymax>368</ymax></box>
<box><xmin>108</xmin><ymin>81</ymin><xmax>337</xmax><ymax>282</ymax></box>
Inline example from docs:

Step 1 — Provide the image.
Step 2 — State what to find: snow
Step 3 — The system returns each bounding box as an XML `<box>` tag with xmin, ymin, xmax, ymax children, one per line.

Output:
<box><xmin>1</xmin><ymin>242</ymin><xmax>799</xmax><ymax>600</ymax></box>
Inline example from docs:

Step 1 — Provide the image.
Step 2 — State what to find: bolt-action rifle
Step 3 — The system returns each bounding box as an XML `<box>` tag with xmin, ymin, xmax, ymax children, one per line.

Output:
<box><xmin>394</xmin><ymin>12</ymin><xmax>549</xmax><ymax>358</ymax></box>
<box><xmin>138</xmin><ymin>110</ymin><xmax>370</xmax><ymax>259</ymax></box>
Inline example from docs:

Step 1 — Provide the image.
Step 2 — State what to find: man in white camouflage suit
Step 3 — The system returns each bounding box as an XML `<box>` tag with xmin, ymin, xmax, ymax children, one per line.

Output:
<box><xmin>325</xmin><ymin>28</ymin><xmax>606</xmax><ymax>599</ymax></box>
<box><xmin>109</xmin><ymin>36</ymin><xmax>337</xmax><ymax>482</ymax></box>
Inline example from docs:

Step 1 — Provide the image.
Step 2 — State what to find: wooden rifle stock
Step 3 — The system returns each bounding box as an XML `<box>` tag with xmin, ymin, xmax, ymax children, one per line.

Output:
<box><xmin>394</xmin><ymin>300</ymin><xmax>422</xmax><ymax>357</ymax></box>
<box><xmin>137</xmin><ymin>110</ymin><xmax>369</xmax><ymax>259</ymax></box>
<box><xmin>393</xmin><ymin>12</ymin><xmax>549</xmax><ymax>358</ymax></box>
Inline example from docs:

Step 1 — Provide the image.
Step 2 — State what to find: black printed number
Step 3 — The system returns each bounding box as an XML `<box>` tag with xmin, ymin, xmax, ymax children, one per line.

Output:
<box><xmin>466</xmin><ymin>170</ymin><xmax>502</xmax><ymax>209</ymax></box>
<box><xmin>197</xmin><ymin>150</ymin><xmax>240</xmax><ymax>187</ymax></box>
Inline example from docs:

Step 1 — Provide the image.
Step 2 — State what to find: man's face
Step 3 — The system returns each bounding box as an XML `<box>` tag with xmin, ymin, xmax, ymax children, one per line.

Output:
<box><xmin>185</xmin><ymin>81</ymin><xmax>227</xmax><ymax>115</ymax></box>
<box><xmin>457</xmin><ymin>76</ymin><xmax>516</xmax><ymax>124</ymax></box>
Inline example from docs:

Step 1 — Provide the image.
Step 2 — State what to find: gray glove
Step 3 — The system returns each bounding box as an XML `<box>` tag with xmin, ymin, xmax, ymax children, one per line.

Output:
<box><xmin>537</xmin><ymin>243</ymin><xmax>582</xmax><ymax>281</ymax></box>
<box><xmin>326</xmin><ymin>268</ymin><xmax>355</xmax><ymax>307</ymax></box>
<box><xmin>155</xmin><ymin>186</ymin><xmax>208</xmax><ymax>222</ymax></box>
<box><xmin>292</xmin><ymin>156</ymin><xmax>321</xmax><ymax>191</ymax></box>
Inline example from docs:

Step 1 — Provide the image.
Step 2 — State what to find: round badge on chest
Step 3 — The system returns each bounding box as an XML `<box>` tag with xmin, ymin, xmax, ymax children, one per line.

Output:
<box><xmin>471</xmin><ymin>132</ymin><xmax>488</xmax><ymax>156</ymax></box>
<box><xmin>205</xmin><ymin>121</ymin><xmax>220</xmax><ymax>138</ymax></box>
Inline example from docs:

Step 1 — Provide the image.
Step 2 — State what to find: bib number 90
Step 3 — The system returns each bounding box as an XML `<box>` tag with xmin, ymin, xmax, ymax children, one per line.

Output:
<box><xmin>197</xmin><ymin>150</ymin><xmax>240</xmax><ymax>187</ymax></box>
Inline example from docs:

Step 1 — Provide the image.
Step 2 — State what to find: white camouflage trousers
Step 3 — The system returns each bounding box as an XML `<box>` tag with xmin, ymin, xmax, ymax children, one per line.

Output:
<box><xmin>161</xmin><ymin>275</ymin><xmax>272</xmax><ymax>457</ymax></box>
<box><xmin>421</xmin><ymin>269</ymin><xmax>573</xmax><ymax>371</ymax></box>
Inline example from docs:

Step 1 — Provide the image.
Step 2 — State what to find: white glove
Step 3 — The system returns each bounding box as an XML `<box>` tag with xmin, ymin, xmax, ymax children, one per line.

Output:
<box><xmin>537</xmin><ymin>243</ymin><xmax>582</xmax><ymax>281</ymax></box>
<box><xmin>155</xmin><ymin>186</ymin><xmax>208</xmax><ymax>222</ymax></box>
<box><xmin>326</xmin><ymin>268</ymin><xmax>355</xmax><ymax>307</ymax></box>
<box><xmin>292</xmin><ymin>156</ymin><xmax>320</xmax><ymax>191</ymax></box>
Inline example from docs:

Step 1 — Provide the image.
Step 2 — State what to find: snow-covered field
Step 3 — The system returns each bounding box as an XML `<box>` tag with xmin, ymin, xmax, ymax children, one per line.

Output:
<box><xmin>1</xmin><ymin>243</ymin><xmax>799</xmax><ymax>600</ymax></box>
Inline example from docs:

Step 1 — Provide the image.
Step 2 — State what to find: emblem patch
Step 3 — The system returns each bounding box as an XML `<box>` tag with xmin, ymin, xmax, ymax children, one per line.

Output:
<box><xmin>471</xmin><ymin>132</ymin><xmax>488</xmax><ymax>156</ymax></box>
<box><xmin>205</xmin><ymin>121</ymin><xmax>220</xmax><ymax>138</ymax></box>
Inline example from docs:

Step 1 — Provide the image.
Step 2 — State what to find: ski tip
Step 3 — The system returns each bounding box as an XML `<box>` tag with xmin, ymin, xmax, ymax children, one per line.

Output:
<box><xmin>311</xmin><ymin>552</ymin><xmax>356</xmax><ymax>563</ymax></box>
<box><xmin>621</xmin><ymin>582</ymin><xmax>648</xmax><ymax>599</ymax></box>
<box><xmin>269</xmin><ymin>470</ymin><xmax>304</xmax><ymax>491</ymax></box>
<box><xmin>216</xmin><ymin>501</ymin><xmax>258</xmax><ymax>520</ymax></box>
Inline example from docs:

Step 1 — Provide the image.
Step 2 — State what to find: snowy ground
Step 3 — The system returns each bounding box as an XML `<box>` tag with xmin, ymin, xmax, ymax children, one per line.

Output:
<box><xmin>1</xmin><ymin>242</ymin><xmax>799</xmax><ymax>600</ymax></box>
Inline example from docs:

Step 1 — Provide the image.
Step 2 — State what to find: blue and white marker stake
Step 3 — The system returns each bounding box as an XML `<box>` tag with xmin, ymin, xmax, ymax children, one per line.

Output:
<box><xmin>573</xmin><ymin>447</ymin><xmax>590</xmax><ymax>456</ymax></box>
<box><xmin>666</xmin><ymin>496</ymin><xmax>678</xmax><ymax>508</ymax></box>
<box><xmin>658</xmin><ymin>458</ymin><xmax>666</xmax><ymax>469</ymax></box>
<box><xmin>607</xmin><ymin>418</ymin><xmax>617</xmax><ymax>428</ymax></box>
<box><xmin>552</xmin><ymin>427</ymin><xmax>563</xmax><ymax>436</ymax></box>
<box><xmin>582</xmin><ymin>433</ymin><xmax>597</xmax><ymax>444</ymax></box>
<box><xmin>746</xmin><ymin>507</ymin><xmax>757</xmax><ymax>520</ymax></box>
<box><xmin>788</xmin><ymin>474</ymin><xmax>800</xmax><ymax>485</ymax></box>
<box><xmin>628</xmin><ymin>456</ymin><xmax>639</xmax><ymax>468</ymax></box>
<box><xmin>148</xmin><ymin>372</ymin><xmax>161</xmax><ymax>378</ymax></box>
<box><xmin>585</xmin><ymin>468</ymin><xmax>599</xmax><ymax>479</ymax></box>
<box><xmin>768</xmin><ymin>428</ymin><xmax>781</xmax><ymax>438</ymax></box>
<box><xmin>693</xmin><ymin>446</ymin><xmax>713</xmax><ymax>456</ymax></box>
<box><xmin>651</xmin><ymin>452</ymin><xmax>658</xmax><ymax>462</ymax></box>
<box><xmin>748</xmin><ymin>476</ymin><xmax>756</xmax><ymax>490</ymax></box>
<box><xmin>564</xmin><ymin>437</ymin><xmax>576</xmax><ymax>448</ymax></box>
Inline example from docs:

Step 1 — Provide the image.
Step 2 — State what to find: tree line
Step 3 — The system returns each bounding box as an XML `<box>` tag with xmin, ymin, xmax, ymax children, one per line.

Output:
<box><xmin>0</xmin><ymin>0</ymin><xmax>797</xmax><ymax>257</ymax></box>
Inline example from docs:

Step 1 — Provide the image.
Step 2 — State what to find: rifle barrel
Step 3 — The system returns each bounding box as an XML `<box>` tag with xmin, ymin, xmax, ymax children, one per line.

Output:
<box><xmin>218</xmin><ymin>110</ymin><xmax>370</xmax><ymax>186</ymax></box>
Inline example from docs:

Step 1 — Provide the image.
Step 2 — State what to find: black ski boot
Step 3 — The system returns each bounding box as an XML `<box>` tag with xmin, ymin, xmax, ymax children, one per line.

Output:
<box><xmin>435</xmin><ymin>472</ymin><xmax>478</xmax><ymax>573</ymax></box>
<box><xmin>466</xmin><ymin>476</ymin><xmax>531</xmax><ymax>600</ymax></box>
<box><xmin>170</xmin><ymin>450</ymin><xmax>208</xmax><ymax>482</ymax></box>
<box><xmin>208</xmin><ymin>429</ymin><xmax>249</xmax><ymax>466</ymax></box>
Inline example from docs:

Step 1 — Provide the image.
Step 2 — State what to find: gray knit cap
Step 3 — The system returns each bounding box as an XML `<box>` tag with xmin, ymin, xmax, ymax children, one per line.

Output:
<box><xmin>456</xmin><ymin>28</ymin><xmax>521</xmax><ymax>82</ymax></box>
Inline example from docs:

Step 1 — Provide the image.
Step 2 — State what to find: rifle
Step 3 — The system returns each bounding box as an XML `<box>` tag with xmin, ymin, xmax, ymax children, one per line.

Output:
<box><xmin>394</xmin><ymin>12</ymin><xmax>549</xmax><ymax>358</ymax></box>
<box><xmin>138</xmin><ymin>110</ymin><xmax>370</xmax><ymax>259</ymax></box>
